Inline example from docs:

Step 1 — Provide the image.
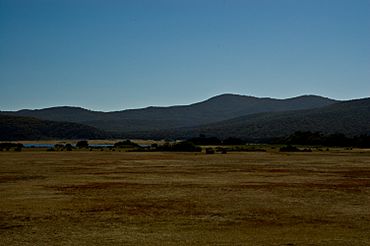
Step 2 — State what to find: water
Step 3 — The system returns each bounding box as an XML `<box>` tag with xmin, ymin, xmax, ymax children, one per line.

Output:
<box><xmin>23</xmin><ymin>143</ymin><xmax>113</xmax><ymax>148</ymax></box>
<box><xmin>89</xmin><ymin>144</ymin><xmax>113</xmax><ymax>148</ymax></box>
<box><xmin>24</xmin><ymin>144</ymin><xmax>55</xmax><ymax>148</ymax></box>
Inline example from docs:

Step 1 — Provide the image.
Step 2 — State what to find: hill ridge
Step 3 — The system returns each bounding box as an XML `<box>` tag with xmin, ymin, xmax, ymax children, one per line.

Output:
<box><xmin>3</xmin><ymin>93</ymin><xmax>335</xmax><ymax>112</ymax></box>
<box><xmin>0</xmin><ymin>114</ymin><xmax>108</xmax><ymax>140</ymax></box>
<box><xmin>1</xmin><ymin>93</ymin><xmax>338</xmax><ymax>133</ymax></box>
<box><xmin>148</xmin><ymin>97</ymin><xmax>370</xmax><ymax>140</ymax></box>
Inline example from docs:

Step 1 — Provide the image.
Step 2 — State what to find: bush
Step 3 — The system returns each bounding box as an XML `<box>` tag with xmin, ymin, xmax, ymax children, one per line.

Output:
<box><xmin>114</xmin><ymin>140</ymin><xmax>139</xmax><ymax>148</ymax></box>
<box><xmin>188</xmin><ymin>135</ymin><xmax>221</xmax><ymax>145</ymax></box>
<box><xmin>172</xmin><ymin>141</ymin><xmax>202</xmax><ymax>152</ymax></box>
<box><xmin>155</xmin><ymin>141</ymin><xmax>202</xmax><ymax>152</ymax></box>
<box><xmin>76</xmin><ymin>140</ymin><xmax>89</xmax><ymax>148</ymax></box>
<box><xmin>279</xmin><ymin>131</ymin><xmax>370</xmax><ymax>148</ymax></box>
<box><xmin>216</xmin><ymin>147</ymin><xmax>227</xmax><ymax>152</ymax></box>
<box><xmin>280</xmin><ymin>145</ymin><xmax>300</xmax><ymax>152</ymax></box>
<box><xmin>205</xmin><ymin>148</ymin><xmax>215</xmax><ymax>154</ymax></box>
<box><xmin>285</xmin><ymin>131</ymin><xmax>323</xmax><ymax>145</ymax></box>
<box><xmin>54</xmin><ymin>144</ymin><xmax>64</xmax><ymax>150</ymax></box>
<box><xmin>0</xmin><ymin>143</ymin><xmax>23</xmax><ymax>151</ymax></box>
<box><xmin>279</xmin><ymin>145</ymin><xmax>312</xmax><ymax>152</ymax></box>
<box><xmin>223</xmin><ymin>137</ymin><xmax>245</xmax><ymax>145</ymax></box>
<box><xmin>65</xmin><ymin>144</ymin><xmax>73</xmax><ymax>151</ymax></box>
<box><xmin>151</xmin><ymin>143</ymin><xmax>158</xmax><ymax>148</ymax></box>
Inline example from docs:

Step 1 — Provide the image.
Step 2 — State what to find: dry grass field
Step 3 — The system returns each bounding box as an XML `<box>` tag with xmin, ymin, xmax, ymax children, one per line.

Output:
<box><xmin>1</xmin><ymin>150</ymin><xmax>370</xmax><ymax>245</ymax></box>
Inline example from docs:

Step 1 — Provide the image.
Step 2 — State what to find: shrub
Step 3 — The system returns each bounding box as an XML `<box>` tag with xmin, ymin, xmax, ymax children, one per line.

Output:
<box><xmin>172</xmin><ymin>141</ymin><xmax>202</xmax><ymax>152</ymax></box>
<box><xmin>280</xmin><ymin>145</ymin><xmax>300</xmax><ymax>152</ymax></box>
<box><xmin>205</xmin><ymin>148</ymin><xmax>215</xmax><ymax>154</ymax></box>
<box><xmin>155</xmin><ymin>141</ymin><xmax>202</xmax><ymax>152</ymax></box>
<box><xmin>114</xmin><ymin>140</ymin><xmax>139</xmax><ymax>148</ymax></box>
<box><xmin>223</xmin><ymin>137</ymin><xmax>245</xmax><ymax>145</ymax></box>
<box><xmin>76</xmin><ymin>140</ymin><xmax>89</xmax><ymax>148</ymax></box>
<box><xmin>54</xmin><ymin>144</ymin><xmax>64</xmax><ymax>150</ymax></box>
<box><xmin>15</xmin><ymin>143</ymin><xmax>23</xmax><ymax>152</ymax></box>
<box><xmin>151</xmin><ymin>143</ymin><xmax>158</xmax><ymax>148</ymax></box>
<box><xmin>0</xmin><ymin>143</ymin><xmax>23</xmax><ymax>151</ymax></box>
<box><xmin>188</xmin><ymin>136</ymin><xmax>221</xmax><ymax>145</ymax></box>
<box><xmin>65</xmin><ymin>144</ymin><xmax>73</xmax><ymax>151</ymax></box>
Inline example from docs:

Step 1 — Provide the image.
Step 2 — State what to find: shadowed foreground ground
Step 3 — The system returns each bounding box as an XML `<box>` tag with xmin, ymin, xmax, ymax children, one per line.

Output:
<box><xmin>1</xmin><ymin>150</ymin><xmax>370</xmax><ymax>245</ymax></box>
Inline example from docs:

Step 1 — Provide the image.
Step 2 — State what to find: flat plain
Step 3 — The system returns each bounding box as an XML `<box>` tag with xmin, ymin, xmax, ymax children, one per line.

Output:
<box><xmin>1</xmin><ymin>150</ymin><xmax>370</xmax><ymax>245</ymax></box>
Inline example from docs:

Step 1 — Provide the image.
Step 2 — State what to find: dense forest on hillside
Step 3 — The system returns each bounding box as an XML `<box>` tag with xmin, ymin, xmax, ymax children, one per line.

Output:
<box><xmin>1</xmin><ymin>96</ymin><xmax>369</xmax><ymax>142</ymax></box>
<box><xmin>0</xmin><ymin>114</ymin><xmax>109</xmax><ymax>140</ymax></box>
<box><xmin>2</xmin><ymin>94</ymin><xmax>336</xmax><ymax>132</ymax></box>
<box><xmin>128</xmin><ymin>98</ymin><xmax>370</xmax><ymax>140</ymax></box>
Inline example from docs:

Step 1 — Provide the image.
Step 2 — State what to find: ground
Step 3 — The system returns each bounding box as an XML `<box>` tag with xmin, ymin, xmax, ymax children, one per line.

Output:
<box><xmin>1</xmin><ymin>150</ymin><xmax>370</xmax><ymax>245</ymax></box>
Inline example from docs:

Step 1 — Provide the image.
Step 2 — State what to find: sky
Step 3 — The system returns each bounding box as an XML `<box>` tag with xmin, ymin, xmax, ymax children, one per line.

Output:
<box><xmin>1</xmin><ymin>0</ymin><xmax>369</xmax><ymax>111</ymax></box>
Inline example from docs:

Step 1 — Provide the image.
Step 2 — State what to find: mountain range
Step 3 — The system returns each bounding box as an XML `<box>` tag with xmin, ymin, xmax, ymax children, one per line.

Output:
<box><xmin>2</xmin><ymin>94</ymin><xmax>336</xmax><ymax>132</ymax></box>
<box><xmin>143</xmin><ymin>98</ymin><xmax>370</xmax><ymax>140</ymax></box>
<box><xmin>1</xmin><ymin>93</ymin><xmax>369</xmax><ymax>141</ymax></box>
<box><xmin>0</xmin><ymin>114</ymin><xmax>107</xmax><ymax>141</ymax></box>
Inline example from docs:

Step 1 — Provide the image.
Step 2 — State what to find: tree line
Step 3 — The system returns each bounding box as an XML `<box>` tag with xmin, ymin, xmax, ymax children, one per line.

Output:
<box><xmin>274</xmin><ymin>131</ymin><xmax>370</xmax><ymax>147</ymax></box>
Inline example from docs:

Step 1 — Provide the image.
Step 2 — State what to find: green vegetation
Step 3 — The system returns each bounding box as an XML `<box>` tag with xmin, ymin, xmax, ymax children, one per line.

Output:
<box><xmin>219</xmin><ymin>146</ymin><xmax>266</xmax><ymax>152</ymax></box>
<box><xmin>279</xmin><ymin>145</ymin><xmax>312</xmax><ymax>152</ymax></box>
<box><xmin>205</xmin><ymin>147</ymin><xmax>215</xmax><ymax>154</ymax></box>
<box><xmin>2</xmin><ymin>94</ymin><xmax>336</xmax><ymax>133</ymax></box>
<box><xmin>76</xmin><ymin>140</ymin><xmax>89</xmax><ymax>148</ymax></box>
<box><xmin>188</xmin><ymin>135</ymin><xmax>222</xmax><ymax>145</ymax></box>
<box><xmin>64</xmin><ymin>144</ymin><xmax>73</xmax><ymax>151</ymax></box>
<box><xmin>223</xmin><ymin>137</ymin><xmax>245</xmax><ymax>145</ymax></box>
<box><xmin>277</xmin><ymin>131</ymin><xmax>370</xmax><ymax>148</ymax></box>
<box><xmin>0</xmin><ymin>114</ymin><xmax>108</xmax><ymax>140</ymax></box>
<box><xmin>1</xmin><ymin>97</ymin><xmax>370</xmax><ymax>142</ymax></box>
<box><xmin>154</xmin><ymin>141</ymin><xmax>202</xmax><ymax>152</ymax></box>
<box><xmin>113</xmin><ymin>140</ymin><xmax>202</xmax><ymax>152</ymax></box>
<box><xmin>0</xmin><ymin>143</ymin><xmax>23</xmax><ymax>151</ymax></box>
<box><xmin>144</xmin><ymin>98</ymin><xmax>370</xmax><ymax>140</ymax></box>
<box><xmin>113</xmin><ymin>140</ymin><xmax>139</xmax><ymax>148</ymax></box>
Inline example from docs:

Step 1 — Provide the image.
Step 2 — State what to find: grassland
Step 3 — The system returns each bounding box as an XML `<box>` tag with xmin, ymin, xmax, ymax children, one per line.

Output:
<box><xmin>1</xmin><ymin>150</ymin><xmax>370</xmax><ymax>245</ymax></box>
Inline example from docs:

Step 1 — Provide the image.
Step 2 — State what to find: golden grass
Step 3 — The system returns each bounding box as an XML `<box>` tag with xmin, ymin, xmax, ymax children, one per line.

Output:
<box><xmin>1</xmin><ymin>150</ymin><xmax>370</xmax><ymax>245</ymax></box>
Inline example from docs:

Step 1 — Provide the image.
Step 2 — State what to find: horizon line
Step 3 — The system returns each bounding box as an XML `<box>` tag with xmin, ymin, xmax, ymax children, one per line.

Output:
<box><xmin>2</xmin><ymin>93</ymin><xmax>368</xmax><ymax>112</ymax></box>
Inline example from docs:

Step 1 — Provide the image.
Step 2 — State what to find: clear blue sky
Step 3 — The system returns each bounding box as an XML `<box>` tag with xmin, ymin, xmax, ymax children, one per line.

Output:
<box><xmin>1</xmin><ymin>0</ymin><xmax>369</xmax><ymax>111</ymax></box>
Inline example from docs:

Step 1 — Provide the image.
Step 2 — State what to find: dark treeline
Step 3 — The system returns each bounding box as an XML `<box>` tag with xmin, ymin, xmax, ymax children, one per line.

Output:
<box><xmin>188</xmin><ymin>135</ymin><xmax>246</xmax><ymax>145</ymax></box>
<box><xmin>113</xmin><ymin>140</ymin><xmax>139</xmax><ymax>148</ymax></box>
<box><xmin>2</xmin><ymin>132</ymin><xmax>370</xmax><ymax>153</ymax></box>
<box><xmin>273</xmin><ymin>131</ymin><xmax>370</xmax><ymax>147</ymax></box>
<box><xmin>0</xmin><ymin>143</ymin><xmax>23</xmax><ymax>151</ymax></box>
<box><xmin>154</xmin><ymin>141</ymin><xmax>202</xmax><ymax>152</ymax></box>
<box><xmin>186</xmin><ymin>131</ymin><xmax>370</xmax><ymax>148</ymax></box>
<box><xmin>55</xmin><ymin>140</ymin><xmax>201</xmax><ymax>152</ymax></box>
<box><xmin>0</xmin><ymin>114</ymin><xmax>109</xmax><ymax>141</ymax></box>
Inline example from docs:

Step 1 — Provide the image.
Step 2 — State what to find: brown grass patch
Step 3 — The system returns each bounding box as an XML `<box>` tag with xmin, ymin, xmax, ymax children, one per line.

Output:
<box><xmin>1</xmin><ymin>150</ymin><xmax>370</xmax><ymax>245</ymax></box>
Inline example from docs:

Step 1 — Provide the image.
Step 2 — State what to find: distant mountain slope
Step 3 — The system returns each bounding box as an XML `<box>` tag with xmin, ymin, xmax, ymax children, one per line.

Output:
<box><xmin>0</xmin><ymin>114</ymin><xmax>108</xmax><ymax>140</ymax></box>
<box><xmin>148</xmin><ymin>98</ymin><xmax>370</xmax><ymax>140</ymax></box>
<box><xmin>3</xmin><ymin>94</ymin><xmax>337</xmax><ymax>132</ymax></box>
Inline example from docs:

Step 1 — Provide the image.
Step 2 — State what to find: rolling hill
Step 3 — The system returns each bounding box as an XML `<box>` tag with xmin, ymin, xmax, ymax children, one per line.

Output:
<box><xmin>0</xmin><ymin>114</ymin><xmax>109</xmax><ymax>141</ymax></box>
<box><xmin>4</xmin><ymin>94</ymin><xmax>368</xmax><ymax>141</ymax></box>
<box><xmin>143</xmin><ymin>98</ymin><xmax>370</xmax><ymax>140</ymax></box>
<box><xmin>3</xmin><ymin>94</ymin><xmax>337</xmax><ymax>133</ymax></box>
